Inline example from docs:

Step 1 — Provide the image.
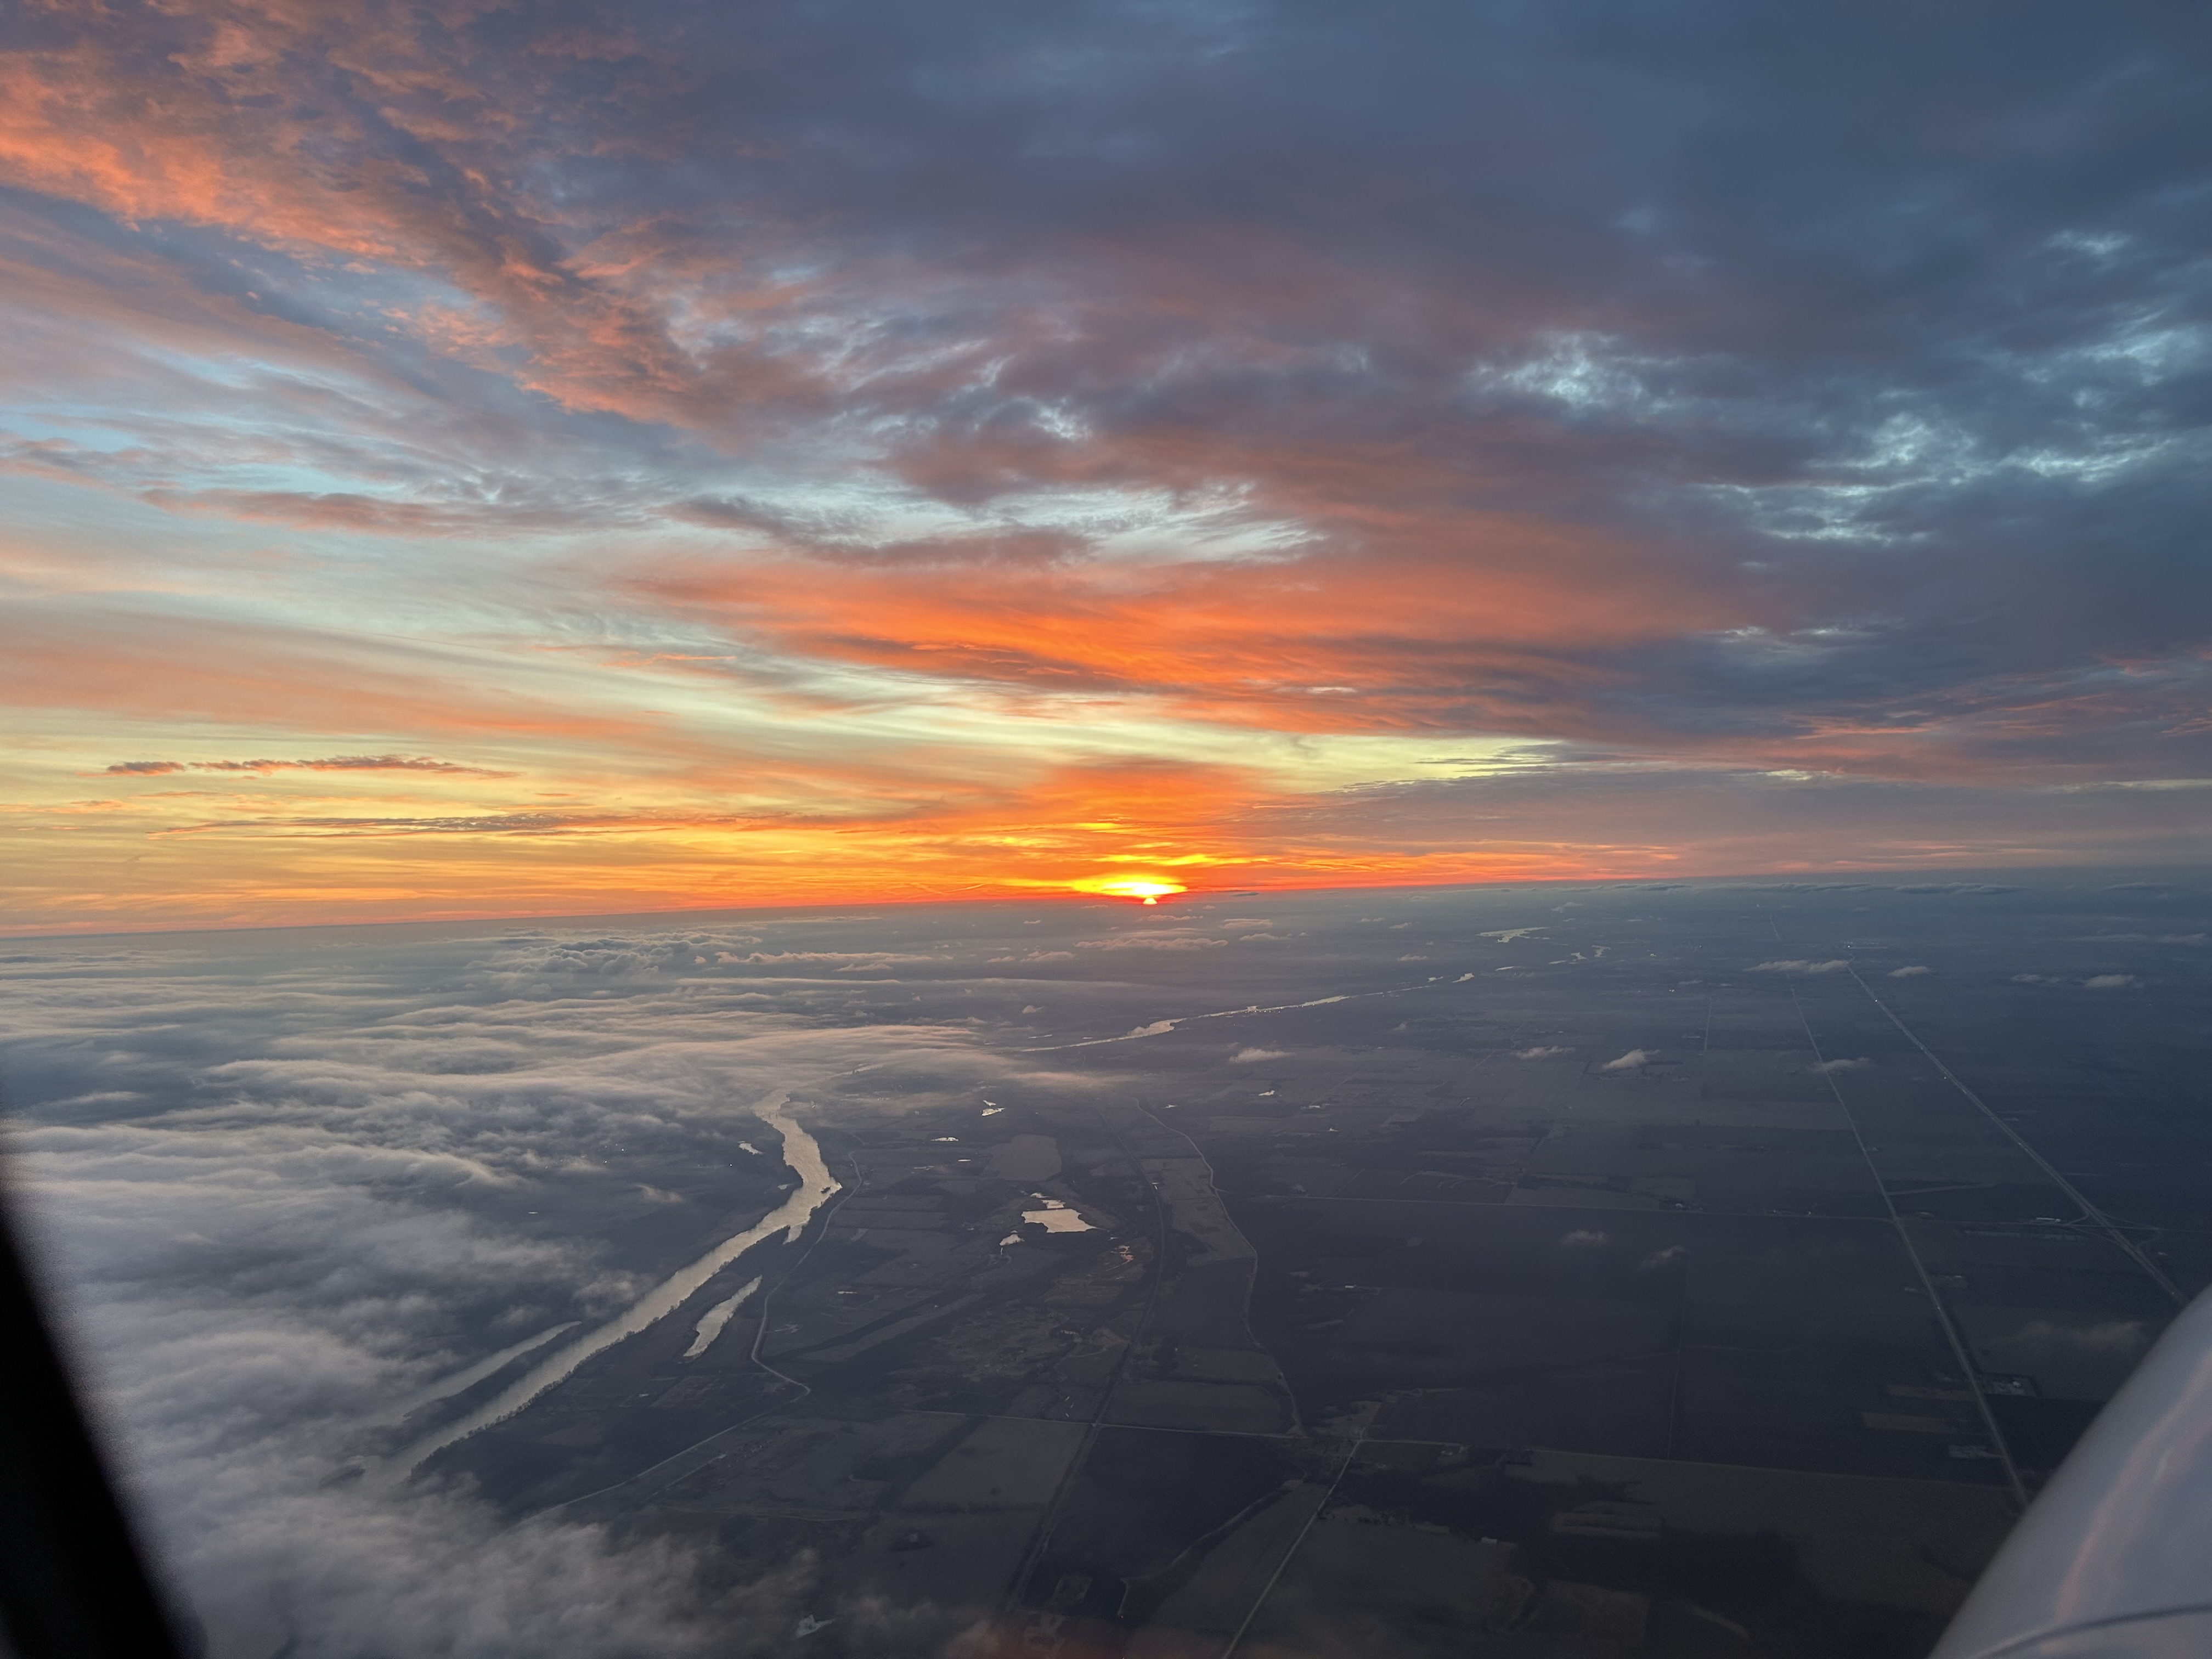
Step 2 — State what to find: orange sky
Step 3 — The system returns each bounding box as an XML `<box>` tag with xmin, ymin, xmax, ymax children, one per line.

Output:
<box><xmin>3</xmin><ymin>1</ymin><xmax>2207</xmax><ymax>934</ymax></box>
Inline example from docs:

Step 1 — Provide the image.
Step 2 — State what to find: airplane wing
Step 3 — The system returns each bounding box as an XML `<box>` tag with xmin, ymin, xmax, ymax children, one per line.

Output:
<box><xmin>1934</xmin><ymin>1285</ymin><xmax>2212</xmax><ymax>1659</ymax></box>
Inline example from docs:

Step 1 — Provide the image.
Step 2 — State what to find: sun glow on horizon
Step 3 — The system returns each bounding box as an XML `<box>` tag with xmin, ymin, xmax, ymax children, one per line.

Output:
<box><xmin>1068</xmin><ymin>875</ymin><xmax>1188</xmax><ymax>904</ymax></box>
<box><xmin>0</xmin><ymin>1</ymin><xmax>2193</xmax><ymax>940</ymax></box>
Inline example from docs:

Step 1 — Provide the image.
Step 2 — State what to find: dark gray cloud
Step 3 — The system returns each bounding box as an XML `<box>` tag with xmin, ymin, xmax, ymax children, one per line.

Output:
<box><xmin>4</xmin><ymin>0</ymin><xmax>2209</xmax><ymax>785</ymax></box>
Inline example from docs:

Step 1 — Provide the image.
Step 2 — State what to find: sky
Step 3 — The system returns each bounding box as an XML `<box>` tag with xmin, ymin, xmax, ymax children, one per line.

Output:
<box><xmin>4</xmin><ymin>0</ymin><xmax>2210</xmax><ymax>933</ymax></box>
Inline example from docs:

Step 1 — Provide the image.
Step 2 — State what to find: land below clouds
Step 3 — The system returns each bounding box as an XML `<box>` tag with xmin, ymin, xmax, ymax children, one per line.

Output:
<box><xmin>2</xmin><ymin>871</ymin><xmax>2207</xmax><ymax>1656</ymax></box>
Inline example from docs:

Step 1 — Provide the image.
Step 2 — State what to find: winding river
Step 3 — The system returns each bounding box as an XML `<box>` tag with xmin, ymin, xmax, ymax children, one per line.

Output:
<box><xmin>364</xmin><ymin>1321</ymin><xmax>580</xmax><ymax>1429</ymax></box>
<box><xmin>386</xmin><ymin>1091</ymin><xmax>839</xmax><ymax>1479</ymax></box>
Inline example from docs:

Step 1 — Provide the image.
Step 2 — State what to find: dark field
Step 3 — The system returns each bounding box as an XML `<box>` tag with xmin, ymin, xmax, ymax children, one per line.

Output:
<box><xmin>481</xmin><ymin>876</ymin><xmax>2205</xmax><ymax>1657</ymax></box>
<box><xmin>9</xmin><ymin>872</ymin><xmax>2208</xmax><ymax>1657</ymax></box>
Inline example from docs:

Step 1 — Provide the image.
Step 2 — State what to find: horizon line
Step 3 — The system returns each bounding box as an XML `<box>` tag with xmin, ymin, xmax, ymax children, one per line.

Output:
<box><xmin>2</xmin><ymin>861</ymin><xmax>2195</xmax><ymax>946</ymax></box>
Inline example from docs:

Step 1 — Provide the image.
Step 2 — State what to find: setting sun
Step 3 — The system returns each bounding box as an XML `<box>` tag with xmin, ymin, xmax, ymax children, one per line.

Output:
<box><xmin>1068</xmin><ymin>876</ymin><xmax>1188</xmax><ymax>905</ymax></box>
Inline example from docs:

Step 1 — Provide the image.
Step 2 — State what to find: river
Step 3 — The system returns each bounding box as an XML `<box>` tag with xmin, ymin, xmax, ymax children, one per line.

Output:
<box><xmin>385</xmin><ymin>1090</ymin><xmax>839</xmax><ymax>1479</ymax></box>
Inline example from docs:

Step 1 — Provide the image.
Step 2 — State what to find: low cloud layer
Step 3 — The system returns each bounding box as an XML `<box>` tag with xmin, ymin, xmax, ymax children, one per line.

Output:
<box><xmin>1077</xmin><ymin>934</ymin><xmax>1231</xmax><ymax>953</ymax></box>
<box><xmin>1</xmin><ymin>922</ymin><xmax>1028</xmax><ymax>1655</ymax></box>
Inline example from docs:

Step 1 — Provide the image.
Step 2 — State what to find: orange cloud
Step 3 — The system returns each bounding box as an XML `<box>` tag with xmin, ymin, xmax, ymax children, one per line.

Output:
<box><xmin>103</xmin><ymin>754</ymin><xmax>511</xmax><ymax>776</ymax></box>
<box><xmin>637</xmin><ymin>516</ymin><xmax>1712</xmax><ymax>741</ymax></box>
<box><xmin>0</xmin><ymin>600</ymin><xmax>654</xmax><ymax>741</ymax></box>
<box><xmin>12</xmin><ymin>711</ymin><xmax>2205</xmax><ymax>935</ymax></box>
<box><xmin>2</xmin><ymin>1</ymin><xmax>2201</xmax><ymax>938</ymax></box>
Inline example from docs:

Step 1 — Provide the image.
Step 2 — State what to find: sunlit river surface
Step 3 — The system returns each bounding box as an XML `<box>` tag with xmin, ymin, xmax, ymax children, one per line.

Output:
<box><xmin>385</xmin><ymin>1092</ymin><xmax>838</xmax><ymax>1480</ymax></box>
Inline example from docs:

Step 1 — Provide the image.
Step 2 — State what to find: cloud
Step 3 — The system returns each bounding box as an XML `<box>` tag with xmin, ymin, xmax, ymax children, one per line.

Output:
<box><xmin>4</xmin><ymin>0</ymin><xmax>2212</xmax><ymax>930</ymax></box>
<box><xmin>1560</xmin><ymin>1230</ymin><xmax>1611</xmax><ymax>1249</ymax></box>
<box><xmin>2081</xmin><ymin>934</ymin><xmax>2205</xmax><ymax>945</ymax></box>
<box><xmin>1638</xmin><ymin>1245</ymin><xmax>1688</xmax><ymax>1271</ymax></box>
<box><xmin>1599</xmin><ymin>1048</ymin><xmax>1653</xmax><ymax>1071</ymax></box>
<box><xmin>2082</xmin><ymin>974</ymin><xmax>2140</xmax><ymax>989</ymax></box>
<box><xmin>105</xmin><ymin>755</ymin><xmax>513</xmax><ymax>777</ymax></box>
<box><xmin>1808</xmin><ymin>1057</ymin><xmax>1871</xmax><ymax>1074</ymax></box>
<box><xmin>1512</xmin><ymin>1045</ymin><xmax>1571</xmax><ymax>1059</ymax></box>
<box><xmin>1075</xmin><ymin>935</ymin><xmax>1229</xmax><ymax>952</ymax></box>
<box><xmin>471</xmin><ymin>935</ymin><xmax>766</xmax><ymax>978</ymax></box>
<box><xmin>1229</xmin><ymin>1046</ymin><xmax>1289</xmax><ymax>1064</ymax></box>
<box><xmin>1997</xmin><ymin>1318</ymin><xmax>2149</xmax><ymax>1355</ymax></box>
<box><xmin>1752</xmin><ymin>959</ymin><xmax>1851</xmax><ymax>975</ymax></box>
<box><xmin>1887</xmin><ymin>964</ymin><xmax>1933</xmax><ymax>977</ymax></box>
<box><xmin>741</xmin><ymin>951</ymin><xmax>942</xmax><ymax>969</ymax></box>
<box><xmin>1</xmin><ymin>923</ymin><xmax>1012</xmax><ymax>1652</ymax></box>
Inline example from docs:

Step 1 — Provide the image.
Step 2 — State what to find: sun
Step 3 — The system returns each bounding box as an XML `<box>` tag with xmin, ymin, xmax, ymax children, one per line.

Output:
<box><xmin>1068</xmin><ymin>875</ymin><xmax>1187</xmax><ymax>905</ymax></box>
